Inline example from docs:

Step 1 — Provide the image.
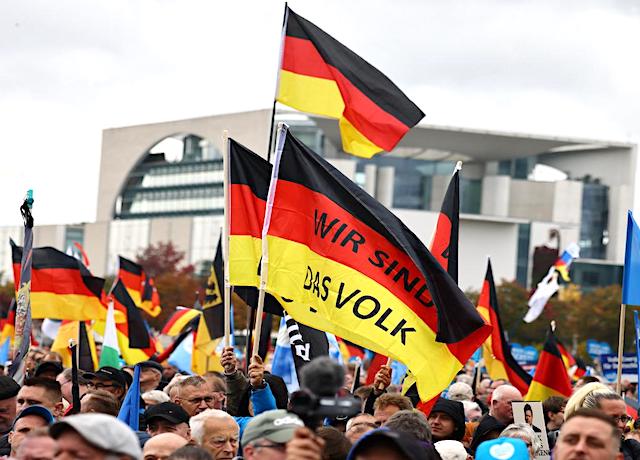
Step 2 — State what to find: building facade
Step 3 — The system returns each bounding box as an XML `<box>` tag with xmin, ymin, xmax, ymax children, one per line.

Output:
<box><xmin>2</xmin><ymin>109</ymin><xmax>635</xmax><ymax>292</ymax></box>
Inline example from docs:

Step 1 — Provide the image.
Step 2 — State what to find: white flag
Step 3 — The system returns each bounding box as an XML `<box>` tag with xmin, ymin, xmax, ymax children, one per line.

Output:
<box><xmin>524</xmin><ymin>270</ymin><xmax>559</xmax><ymax>323</ymax></box>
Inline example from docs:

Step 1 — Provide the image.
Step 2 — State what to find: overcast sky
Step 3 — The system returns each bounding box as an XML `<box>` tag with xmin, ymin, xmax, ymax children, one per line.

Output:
<box><xmin>1</xmin><ymin>0</ymin><xmax>639</xmax><ymax>226</ymax></box>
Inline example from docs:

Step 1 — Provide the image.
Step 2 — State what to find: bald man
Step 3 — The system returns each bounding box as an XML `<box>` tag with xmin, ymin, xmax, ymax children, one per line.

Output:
<box><xmin>142</xmin><ymin>432</ymin><xmax>189</xmax><ymax>460</ymax></box>
<box><xmin>470</xmin><ymin>385</ymin><xmax>523</xmax><ymax>453</ymax></box>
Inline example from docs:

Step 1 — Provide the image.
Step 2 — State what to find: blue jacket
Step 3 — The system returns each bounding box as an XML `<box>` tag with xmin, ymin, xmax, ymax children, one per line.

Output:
<box><xmin>234</xmin><ymin>382</ymin><xmax>277</xmax><ymax>437</ymax></box>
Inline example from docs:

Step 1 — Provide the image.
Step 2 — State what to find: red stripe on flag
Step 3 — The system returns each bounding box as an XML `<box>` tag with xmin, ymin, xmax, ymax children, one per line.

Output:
<box><xmin>230</xmin><ymin>184</ymin><xmax>267</xmax><ymax>237</ymax></box>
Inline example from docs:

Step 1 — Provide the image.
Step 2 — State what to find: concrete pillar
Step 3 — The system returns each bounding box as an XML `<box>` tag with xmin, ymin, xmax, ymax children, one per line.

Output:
<box><xmin>376</xmin><ymin>166</ymin><xmax>395</xmax><ymax>208</ymax></box>
<box><xmin>364</xmin><ymin>164</ymin><xmax>377</xmax><ymax>197</ymax></box>
<box><xmin>481</xmin><ymin>175</ymin><xmax>511</xmax><ymax>217</ymax></box>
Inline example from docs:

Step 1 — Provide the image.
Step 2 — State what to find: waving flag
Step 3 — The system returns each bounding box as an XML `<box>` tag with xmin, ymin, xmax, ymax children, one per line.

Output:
<box><xmin>526</xmin><ymin>328</ymin><xmax>572</xmax><ymax>401</ymax></box>
<box><xmin>402</xmin><ymin>163</ymin><xmax>460</xmax><ymax>407</ymax></box>
<box><xmin>11</xmin><ymin>241</ymin><xmax>108</xmax><ymax>321</ymax></box>
<box><xmin>100</xmin><ymin>301</ymin><xmax>121</xmax><ymax>369</ymax></box>
<box><xmin>623</xmin><ymin>211</ymin><xmax>640</xmax><ymax>306</ymax></box>
<box><xmin>118</xmin><ymin>365</ymin><xmax>141</xmax><ymax>430</ymax></box>
<box><xmin>227</xmin><ymin>138</ymin><xmax>283</xmax><ymax>316</ymax></box>
<box><xmin>523</xmin><ymin>270</ymin><xmax>559</xmax><ymax>323</ymax></box>
<box><xmin>140</xmin><ymin>276</ymin><xmax>162</xmax><ymax>317</ymax></box>
<box><xmin>51</xmin><ymin>320</ymin><xmax>98</xmax><ymax>371</ymax></box>
<box><xmin>553</xmin><ymin>243</ymin><xmax>580</xmax><ymax>282</ymax></box>
<box><xmin>9</xmin><ymin>196</ymin><xmax>34</xmax><ymax>382</ymax></box>
<box><xmin>261</xmin><ymin>127</ymin><xmax>490</xmax><ymax>403</ymax></box>
<box><xmin>277</xmin><ymin>7</ymin><xmax>424</xmax><ymax>157</ymax></box>
<box><xmin>271</xmin><ymin>317</ymin><xmax>299</xmax><ymax>392</ymax></box>
<box><xmin>476</xmin><ymin>259</ymin><xmax>531</xmax><ymax>395</ymax></box>
<box><xmin>118</xmin><ymin>256</ymin><xmax>144</xmax><ymax>305</ymax></box>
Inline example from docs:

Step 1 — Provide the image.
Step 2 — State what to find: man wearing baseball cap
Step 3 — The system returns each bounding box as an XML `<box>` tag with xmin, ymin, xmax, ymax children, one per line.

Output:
<box><xmin>241</xmin><ymin>409</ymin><xmax>323</xmax><ymax>460</ymax></box>
<box><xmin>144</xmin><ymin>402</ymin><xmax>191</xmax><ymax>440</ymax></box>
<box><xmin>7</xmin><ymin>405</ymin><xmax>54</xmax><ymax>458</ymax></box>
<box><xmin>0</xmin><ymin>375</ymin><xmax>20</xmax><ymax>456</ymax></box>
<box><xmin>50</xmin><ymin>412</ymin><xmax>142</xmax><ymax>460</ymax></box>
<box><xmin>89</xmin><ymin>366</ymin><xmax>128</xmax><ymax>402</ymax></box>
<box><xmin>138</xmin><ymin>361</ymin><xmax>164</xmax><ymax>393</ymax></box>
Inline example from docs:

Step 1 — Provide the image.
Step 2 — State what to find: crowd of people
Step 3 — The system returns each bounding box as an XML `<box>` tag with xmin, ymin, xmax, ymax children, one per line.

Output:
<box><xmin>0</xmin><ymin>345</ymin><xmax>638</xmax><ymax>460</ymax></box>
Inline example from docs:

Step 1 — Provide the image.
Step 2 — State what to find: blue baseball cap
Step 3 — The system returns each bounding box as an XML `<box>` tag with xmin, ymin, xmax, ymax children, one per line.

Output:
<box><xmin>12</xmin><ymin>405</ymin><xmax>55</xmax><ymax>429</ymax></box>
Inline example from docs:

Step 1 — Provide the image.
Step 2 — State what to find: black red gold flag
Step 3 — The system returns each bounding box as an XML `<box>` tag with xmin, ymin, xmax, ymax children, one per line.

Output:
<box><xmin>263</xmin><ymin>126</ymin><xmax>490</xmax><ymax>402</ymax></box>
<box><xmin>227</xmin><ymin>138</ymin><xmax>283</xmax><ymax>316</ymax></box>
<box><xmin>525</xmin><ymin>327</ymin><xmax>572</xmax><ymax>400</ymax></box>
<box><xmin>12</xmin><ymin>241</ymin><xmax>107</xmax><ymax>321</ymax></box>
<box><xmin>140</xmin><ymin>276</ymin><xmax>162</xmax><ymax>317</ymax></box>
<box><xmin>112</xmin><ymin>279</ymin><xmax>150</xmax><ymax>349</ymax></box>
<box><xmin>476</xmin><ymin>259</ymin><xmax>531</xmax><ymax>395</ymax></box>
<box><xmin>118</xmin><ymin>256</ymin><xmax>144</xmax><ymax>305</ymax></box>
<box><xmin>277</xmin><ymin>7</ymin><xmax>424</xmax><ymax>157</ymax></box>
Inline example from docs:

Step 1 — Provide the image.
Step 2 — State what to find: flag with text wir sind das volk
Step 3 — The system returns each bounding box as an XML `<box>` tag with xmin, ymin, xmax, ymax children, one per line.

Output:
<box><xmin>262</xmin><ymin>126</ymin><xmax>491</xmax><ymax>402</ymax></box>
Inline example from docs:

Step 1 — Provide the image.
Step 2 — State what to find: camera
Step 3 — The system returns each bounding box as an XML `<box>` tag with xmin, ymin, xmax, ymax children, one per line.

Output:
<box><xmin>288</xmin><ymin>356</ymin><xmax>362</xmax><ymax>428</ymax></box>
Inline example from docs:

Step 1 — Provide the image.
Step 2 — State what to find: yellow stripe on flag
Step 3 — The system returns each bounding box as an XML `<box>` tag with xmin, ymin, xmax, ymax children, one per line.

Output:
<box><xmin>476</xmin><ymin>305</ymin><xmax>509</xmax><ymax>381</ymax></box>
<box><xmin>229</xmin><ymin>235</ymin><xmax>262</xmax><ymax>287</ymax></box>
<box><xmin>30</xmin><ymin>292</ymin><xmax>106</xmax><ymax>321</ymax></box>
<box><xmin>265</xmin><ymin>235</ymin><xmax>463</xmax><ymax>402</ymax></box>
<box><xmin>526</xmin><ymin>381</ymin><xmax>566</xmax><ymax>402</ymax></box>
<box><xmin>338</xmin><ymin>117</ymin><xmax>383</xmax><ymax>158</ymax></box>
<box><xmin>277</xmin><ymin>70</ymin><xmax>344</xmax><ymax>119</ymax></box>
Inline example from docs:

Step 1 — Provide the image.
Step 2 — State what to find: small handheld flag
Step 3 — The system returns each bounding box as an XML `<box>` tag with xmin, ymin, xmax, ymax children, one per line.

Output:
<box><xmin>118</xmin><ymin>364</ymin><xmax>141</xmax><ymax>430</ymax></box>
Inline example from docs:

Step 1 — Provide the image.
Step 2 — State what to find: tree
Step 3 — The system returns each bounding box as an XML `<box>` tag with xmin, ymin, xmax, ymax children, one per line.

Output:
<box><xmin>136</xmin><ymin>242</ymin><xmax>200</xmax><ymax>330</ymax></box>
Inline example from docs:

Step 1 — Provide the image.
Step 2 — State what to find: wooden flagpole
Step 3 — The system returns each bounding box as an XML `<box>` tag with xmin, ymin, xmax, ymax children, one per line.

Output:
<box><xmin>222</xmin><ymin>130</ymin><xmax>231</xmax><ymax>347</ymax></box>
<box><xmin>616</xmin><ymin>303</ymin><xmax>627</xmax><ymax>394</ymax></box>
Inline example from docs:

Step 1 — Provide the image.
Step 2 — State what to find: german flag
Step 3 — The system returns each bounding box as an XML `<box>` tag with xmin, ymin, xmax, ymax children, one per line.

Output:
<box><xmin>118</xmin><ymin>256</ymin><xmax>143</xmax><ymax>303</ymax></box>
<box><xmin>227</xmin><ymin>138</ymin><xmax>283</xmax><ymax>316</ymax></box>
<box><xmin>429</xmin><ymin>166</ymin><xmax>460</xmax><ymax>281</ymax></box>
<box><xmin>0</xmin><ymin>300</ymin><xmax>16</xmax><ymax>346</ymax></box>
<box><xmin>263</xmin><ymin>128</ymin><xmax>490</xmax><ymax>402</ymax></box>
<box><xmin>571</xmin><ymin>357</ymin><xmax>587</xmax><ymax>380</ymax></box>
<box><xmin>277</xmin><ymin>7</ymin><xmax>424</xmax><ymax>158</ymax></box>
<box><xmin>11</xmin><ymin>240</ymin><xmax>107</xmax><ymax>321</ymax></box>
<box><xmin>476</xmin><ymin>259</ymin><xmax>531</xmax><ymax>396</ymax></box>
<box><xmin>525</xmin><ymin>328</ymin><xmax>572</xmax><ymax>401</ymax></box>
<box><xmin>161</xmin><ymin>308</ymin><xmax>201</xmax><ymax>337</ymax></box>
<box><xmin>140</xmin><ymin>276</ymin><xmax>162</xmax><ymax>317</ymax></box>
<box><xmin>401</xmin><ymin>165</ymin><xmax>460</xmax><ymax>408</ymax></box>
<box><xmin>556</xmin><ymin>338</ymin><xmax>576</xmax><ymax>370</ymax></box>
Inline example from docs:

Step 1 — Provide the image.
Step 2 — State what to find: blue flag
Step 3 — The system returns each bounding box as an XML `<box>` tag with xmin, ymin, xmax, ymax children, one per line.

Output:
<box><xmin>635</xmin><ymin>311</ymin><xmax>640</xmax><ymax>389</ymax></box>
<box><xmin>623</xmin><ymin>211</ymin><xmax>640</xmax><ymax>305</ymax></box>
<box><xmin>117</xmin><ymin>364</ymin><xmax>140</xmax><ymax>430</ymax></box>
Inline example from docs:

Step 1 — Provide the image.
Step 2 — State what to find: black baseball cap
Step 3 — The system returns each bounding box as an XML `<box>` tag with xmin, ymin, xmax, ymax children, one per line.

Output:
<box><xmin>144</xmin><ymin>402</ymin><xmax>190</xmax><ymax>425</ymax></box>
<box><xmin>35</xmin><ymin>361</ymin><xmax>64</xmax><ymax>377</ymax></box>
<box><xmin>138</xmin><ymin>361</ymin><xmax>163</xmax><ymax>373</ymax></box>
<box><xmin>94</xmin><ymin>367</ymin><xmax>127</xmax><ymax>388</ymax></box>
<box><xmin>0</xmin><ymin>376</ymin><xmax>20</xmax><ymax>400</ymax></box>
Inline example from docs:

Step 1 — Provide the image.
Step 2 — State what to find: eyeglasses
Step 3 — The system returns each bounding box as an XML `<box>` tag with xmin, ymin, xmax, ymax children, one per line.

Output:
<box><xmin>612</xmin><ymin>415</ymin><xmax>632</xmax><ymax>424</ymax></box>
<box><xmin>184</xmin><ymin>396</ymin><xmax>214</xmax><ymax>405</ymax></box>
<box><xmin>87</xmin><ymin>382</ymin><xmax>116</xmax><ymax>390</ymax></box>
